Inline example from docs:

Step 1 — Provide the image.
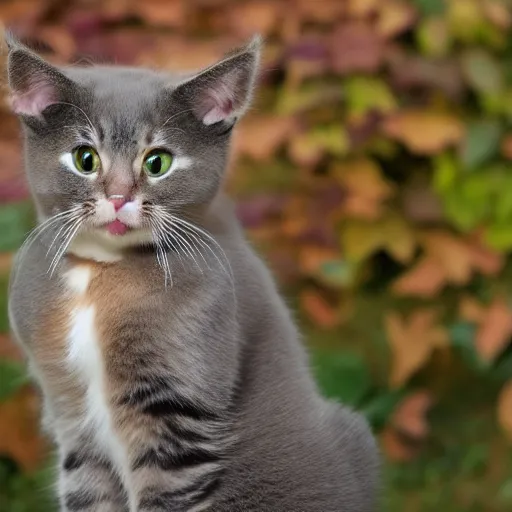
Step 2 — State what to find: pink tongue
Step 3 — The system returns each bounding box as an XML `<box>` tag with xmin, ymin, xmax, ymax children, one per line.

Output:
<box><xmin>107</xmin><ymin>219</ymin><xmax>128</xmax><ymax>235</ymax></box>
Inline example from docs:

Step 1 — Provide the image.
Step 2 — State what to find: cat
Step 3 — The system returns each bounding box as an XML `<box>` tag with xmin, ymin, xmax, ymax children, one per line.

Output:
<box><xmin>6</xmin><ymin>32</ymin><xmax>379</xmax><ymax>512</ymax></box>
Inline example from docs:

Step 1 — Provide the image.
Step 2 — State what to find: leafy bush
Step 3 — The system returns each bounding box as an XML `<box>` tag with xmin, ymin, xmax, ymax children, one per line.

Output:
<box><xmin>1</xmin><ymin>0</ymin><xmax>512</xmax><ymax>510</ymax></box>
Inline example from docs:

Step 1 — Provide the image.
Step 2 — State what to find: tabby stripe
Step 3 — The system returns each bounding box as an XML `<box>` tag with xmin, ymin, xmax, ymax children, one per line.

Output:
<box><xmin>132</xmin><ymin>445</ymin><xmax>221</xmax><ymax>471</ymax></box>
<box><xmin>139</xmin><ymin>473</ymin><xmax>221</xmax><ymax>511</ymax></box>
<box><xmin>143</xmin><ymin>396</ymin><xmax>219</xmax><ymax>421</ymax></box>
<box><xmin>63</xmin><ymin>451</ymin><xmax>113</xmax><ymax>472</ymax></box>
<box><xmin>63</xmin><ymin>451</ymin><xmax>83</xmax><ymax>471</ymax></box>
<box><xmin>65</xmin><ymin>491</ymin><xmax>102</xmax><ymax>511</ymax></box>
<box><xmin>187</xmin><ymin>475</ymin><xmax>222</xmax><ymax>507</ymax></box>
<box><xmin>163</xmin><ymin>420</ymin><xmax>213</xmax><ymax>444</ymax></box>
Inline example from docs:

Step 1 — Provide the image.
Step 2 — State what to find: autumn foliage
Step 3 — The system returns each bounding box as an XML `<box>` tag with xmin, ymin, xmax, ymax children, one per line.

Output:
<box><xmin>1</xmin><ymin>0</ymin><xmax>512</xmax><ymax>507</ymax></box>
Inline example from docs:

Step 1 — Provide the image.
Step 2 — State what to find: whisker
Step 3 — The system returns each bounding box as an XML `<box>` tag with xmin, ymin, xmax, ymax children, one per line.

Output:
<box><xmin>148</xmin><ymin>218</ymin><xmax>173</xmax><ymax>288</ymax></box>
<box><xmin>53</xmin><ymin>102</ymin><xmax>95</xmax><ymax>133</ymax></box>
<box><xmin>160</xmin><ymin>108</ymin><xmax>195</xmax><ymax>129</ymax></box>
<box><xmin>48</xmin><ymin>213</ymin><xmax>89</xmax><ymax>276</ymax></box>
<box><xmin>11</xmin><ymin>207</ymin><xmax>84</xmax><ymax>288</ymax></box>
<box><xmin>168</xmin><ymin>215</ymin><xmax>234</xmax><ymax>284</ymax></box>
<box><xmin>154</xmin><ymin>215</ymin><xmax>203</xmax><ymax>274</ymax></box>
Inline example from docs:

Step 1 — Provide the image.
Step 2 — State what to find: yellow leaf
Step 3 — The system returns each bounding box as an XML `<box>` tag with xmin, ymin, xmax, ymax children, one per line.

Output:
<box><xmin>459</xmin><ymin>295</ymin><xmax>486</xmax><ymax>324</ymax></box>
<box><xmin>347</xmin><ymin>0</ymin><xmax>379</xmax><ymax>17</ymax></box>
<box><xmin>341</xmin><ymin>212</ymin><xmax>415</xmax><ymax>263</ymax></box>
<box><xmin>383</xmin><ymin>110</ymin><xmax>463</xmax><ymax>155</ymax></box>
<box><xmin>341</xmin><ymin>220</ymin><xmax>383</xmax><ymax>261</ymax></box>
<box><xmin>385</xmin><ymin>310</ymin><xmax>448</xmax><ymax>388</ymax></box>
<box><xmin>376</xmin><ymin>0</ymin><xmax>417</xmax><ymax>38</ymax></box>
<box><xmin>381</xmin><ymin>213</ymin><xmax>416</xmax><ymax>264</ymax></box>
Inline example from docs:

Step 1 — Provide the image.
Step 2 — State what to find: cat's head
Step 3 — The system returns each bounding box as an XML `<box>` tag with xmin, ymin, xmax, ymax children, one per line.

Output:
<box><xmin>6</xmin><ymin>33</ymin><xmax>260</xmax><ymax>259</ymax></box>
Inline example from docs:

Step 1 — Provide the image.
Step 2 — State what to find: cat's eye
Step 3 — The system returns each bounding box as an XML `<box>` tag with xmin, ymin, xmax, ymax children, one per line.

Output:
<box><xmin>143</xmin><ymin>150</ymin><xmax>174</xmax><ymax>178</ymax></box>
<box><xmin>72</xmin><ymin>146</ymin><xmax>100</xmax><ymax>174</ymax></box>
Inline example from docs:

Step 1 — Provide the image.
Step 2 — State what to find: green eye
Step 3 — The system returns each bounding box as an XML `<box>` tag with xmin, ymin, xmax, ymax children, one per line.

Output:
<box><xmin>143</xmin><ymin>150</ymin><xmax>174</xmax><ymax>177</ymax></box>
<box><xmin>72</xmin><ymin>146</ymin><xmax>100</xmax><ymax>174</ymax></box>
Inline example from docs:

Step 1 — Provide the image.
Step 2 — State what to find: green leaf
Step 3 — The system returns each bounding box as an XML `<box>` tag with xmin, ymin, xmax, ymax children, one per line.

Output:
<box><xmin>461</xmin><ymin>49</ymin><xmax>504</xmax><ymax>95</ymax></box>
<box><xmin>318</xmin><ymin>260</ymin><xmax>359</xmax><ymax>288</ymax></box>
<box><xmin>412</xmin><ymin>0</ymin><xmax>446</xmax><ymax>16</ymax></box>
<box><xmin>344</xmin><ymin>76</ymin><xmax>397</xmax><ymax>117</ymax></box>
<box><xmin>485</xmin><ymin>223</ymin><xmax>512</xmax><ymax>250</ymax></box>
<box><xmin>433</xmin><ymin>153</ymin><xmax>458</xmax><ymax>193</ymax></box>
<box><xmin>449</xmin><ymin>322</ymin><xmax>487</xmax><ymax>373</ymax></box>
<box><xmin>0</xmin><ymin>360</ymin><xmax>28</xmax><ymax>402</ymax></box>
<box><xmin>309</xmin><ymin>125</ymin><xmax>349</xmax><ymax>156</ymax></box>
<box><xmin>494</xmin><ymin>178</ymin><xmax>512</xmax><ymax>223</ymax></box>
<box><xmin>443</xmin><ymin>187</ymin><xmax>488</xmax><ymax>231</ymax></box>
<box><xmin>460</xmin><ymin>120</ymin><xmax>502</xmax><ymax>169</ymax></box>
<box><xmin>0</xmin><ymin>202</ymin><xmax>34</xmax><ymax>253</ymax></box>
<box><xmin>417</xmin><ymin>17</ymin><xmax>451</xmax><ymax>57</ymax></box>
<box><xmin>0</xmin><ymin>274</ymin><xmax>10</xmax><ymax>333</ymax></box>
<box><xmin>311</xmin><ymin>350</ymin><xmax>371</xmax><ymax>407</ymax></box>
<box><xmin>361</xmin><ymin>390</ymin><xmax>406</xmax><ymax>430</ymax></box>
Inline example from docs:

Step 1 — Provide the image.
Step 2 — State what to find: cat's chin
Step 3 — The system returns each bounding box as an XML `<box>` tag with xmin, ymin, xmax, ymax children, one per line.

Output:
<box><xmin>67</xmin><ymin>227</ymin><xmax>154</xmax><ymax>263</ymax></box>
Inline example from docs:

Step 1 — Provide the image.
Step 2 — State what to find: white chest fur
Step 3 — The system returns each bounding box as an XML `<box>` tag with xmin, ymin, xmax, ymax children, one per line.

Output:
<box><xmin>64</xmin><ymin>267</ymin><xmax>129</xmax><ymax>480</ymax></box>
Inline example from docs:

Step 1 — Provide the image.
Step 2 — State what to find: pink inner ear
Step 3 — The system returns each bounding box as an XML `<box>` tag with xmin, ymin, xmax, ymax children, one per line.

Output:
<box><xmin>196</xmin><ymin>72</ymin><xmax>239</xmax><ymax>125</ymax></box>
<box><xmin>10</xmin><ymin>80</ymin><xmax>58</xmax><ymax>117</ymax></box>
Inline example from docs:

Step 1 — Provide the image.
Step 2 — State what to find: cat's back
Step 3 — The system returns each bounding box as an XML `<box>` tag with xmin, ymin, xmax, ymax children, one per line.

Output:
<box><xmin>214</xmin><ymin>398</ymin><xmax>379</xmax><ymax>512</ymax></box>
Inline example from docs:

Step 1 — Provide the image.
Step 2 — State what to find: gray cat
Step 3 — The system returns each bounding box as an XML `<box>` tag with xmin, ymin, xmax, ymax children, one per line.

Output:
<box><xmin>6</xmin><ymin>32</ymin><xmax>379</xmax><ymax>512</ymax></box>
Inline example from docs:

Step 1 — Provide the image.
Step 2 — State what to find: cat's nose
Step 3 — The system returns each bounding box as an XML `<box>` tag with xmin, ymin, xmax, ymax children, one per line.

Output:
<box><xmin>108</xmin><ymin>195</ymin><xmax>129</xmax><ymax>211</ymax></box>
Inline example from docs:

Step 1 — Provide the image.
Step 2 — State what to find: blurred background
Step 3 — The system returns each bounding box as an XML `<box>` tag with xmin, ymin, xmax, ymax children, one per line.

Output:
<box><xmin>0</xmin><ymin>0</ymin><xmax>512</xmax><ymax>510</ymax></box>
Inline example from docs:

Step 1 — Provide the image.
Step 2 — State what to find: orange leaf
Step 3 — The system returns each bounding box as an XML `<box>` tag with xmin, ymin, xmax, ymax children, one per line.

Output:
<box><xmin>498</xmin><ymin>381</ymin><xmax>512</xmax><ymax>440</ymax></box>
<box><xmin>386</xmin><ymin>310</ymin><xmax>448</xmax><ymax>388</ymax></box>
<box><xmin>133</xmin><ymin>0</ymin><xmax>186</xmax><ymax>28</ymax></box>
<box><xmin>420</xmin><ymin>230</ymin><xmax>503</xmax><ymax>287</ymax></box>
<box><xmin>501</xmin><ymin>134</ymin><xmax>512</xmax><ymax>160</ymax></box>
<box><xmin>0</xmin><ymin>251</ymin><xmax>13</xmax><ymax>274</ymax></box>
<box><xmin>381</xmin><ymin>428</ymin><xmax>416</xmax><ymax>462</ymax></box>
<box><xmin>332</xmin><ymin>158</ymin><xmax>394</xmax><ymax>203</ymax></box>
<box><xmin>383</xmin><ymin>110</ymin><xmax>463</xmax><ymax>155</ymax></box>
<box><xmin>391</xmin><ymin>391</ymin><xmax>434</xmax><ymax>438</ymax></box>
<box><xmin>382</xmin><ymin>390</ymin><xmax>434</xmax><ymax>462</ymax></box>
<box><xmin>0</xmin><ymin>386</ymin><xmax>46</xmax><ymax>472</ymax></box>
<box><xmin>228</xmin><ymin>1</ymin><xmax>283</xmax><ymax>38</ymax></box>
<box><xmin>298</xmin><ymin>246</ymin><xmax>339</xmax><ymax>276</ymax></box>
<box><xmin>475</xmin><ymin>296</ymin><xmax>512</xmax><ymax>362</ymax></box>
<box><xmin>0</xmin><ymin>333</ymin><xmax>22</xmax><ymax>361</ymax></box>
<box><xmin>300</xmin><ymin>290</ymin><xmax>339</xmax><ymax>328</ymax></box>
<box><xmin>422</xmin><ymin>231</ymin><xmax>473</xmax><ymax>284</ymax></box>
<box><xmin>234</xmin><ymin>115</ymin><xmax>297</xmax><ymax>162</ymax></box>
<box><xmin>392</xmin><ymin>256</ymin><xmax>446</xmax><ymax>298</ymax></box>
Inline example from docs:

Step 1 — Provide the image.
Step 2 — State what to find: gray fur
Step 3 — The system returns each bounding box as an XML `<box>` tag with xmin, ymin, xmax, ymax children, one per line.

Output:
<box><xmin>7</xmin><ymin>34</ymin><xmax>379</xmax><ymax>512</ymax></box>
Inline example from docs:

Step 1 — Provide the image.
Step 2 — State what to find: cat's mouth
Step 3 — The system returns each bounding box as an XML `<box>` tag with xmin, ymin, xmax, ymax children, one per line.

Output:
<box><xmin>105</xmin><ymin>219</ymin><xmax>130</xmax><ymax>236</ymax></box>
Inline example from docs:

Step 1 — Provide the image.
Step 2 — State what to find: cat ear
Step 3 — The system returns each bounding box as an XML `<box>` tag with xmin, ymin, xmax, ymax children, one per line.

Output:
<box><xmin>5</xmin><ymin>32</ymin><xmax>75</xmax><ymax>118</ymax></box>
<box><xmin>174</xmin><ymin>36</ymin><xmax>262</xmax><ymax>126</ymax></box>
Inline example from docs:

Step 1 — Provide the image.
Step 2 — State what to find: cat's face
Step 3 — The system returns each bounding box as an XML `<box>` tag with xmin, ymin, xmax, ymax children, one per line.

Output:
<box><xmin>6</xmin><ymin>35</ymin><xmax>260</xmax><ymax>256</ymax></box>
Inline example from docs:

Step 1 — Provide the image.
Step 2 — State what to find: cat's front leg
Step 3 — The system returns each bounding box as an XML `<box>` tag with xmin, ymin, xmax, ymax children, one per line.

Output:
<box><xmin>114</xmin><ymin>379</ymin><xmax>230</xmax><ymax>512</ymax></box>
<box><xmin>58</xmin><ymin>444</ymin><xmax>129</xmax><ymax>512</ymax></box>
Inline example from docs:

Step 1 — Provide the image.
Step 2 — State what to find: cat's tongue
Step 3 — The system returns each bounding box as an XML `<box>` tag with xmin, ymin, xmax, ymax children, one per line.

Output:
<box><xmin>107</xmin><ymin>219</ymin><xmax>128</xmax><ymax>236</ymax></box>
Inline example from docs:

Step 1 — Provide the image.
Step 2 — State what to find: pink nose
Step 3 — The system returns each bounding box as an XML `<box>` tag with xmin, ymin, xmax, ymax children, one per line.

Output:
<box><xmin>108</xmin><ymin>195</ymin><xmax>129</xmax><ymax>211</ymax></box>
